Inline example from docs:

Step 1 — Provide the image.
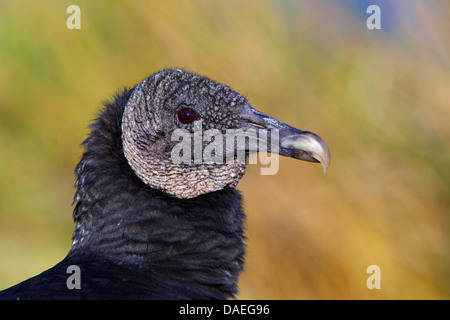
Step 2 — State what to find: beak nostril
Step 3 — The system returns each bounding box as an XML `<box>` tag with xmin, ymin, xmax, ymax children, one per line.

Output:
<box><xmin>246</xmin><ymin>120</ymin><xmax>266</xmax><ymax>130</ymax></box>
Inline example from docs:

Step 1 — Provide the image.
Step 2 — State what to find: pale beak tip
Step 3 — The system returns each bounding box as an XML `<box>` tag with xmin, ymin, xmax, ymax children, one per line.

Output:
<box><xmin>280</xmin><ymin>131</ymin><xmax>330</xmax><ymax>173</ymax></box>
<box><xmin>318</xmin><ymin>148</ymin><xmax>330</xmax><ymax>173</ymax></box>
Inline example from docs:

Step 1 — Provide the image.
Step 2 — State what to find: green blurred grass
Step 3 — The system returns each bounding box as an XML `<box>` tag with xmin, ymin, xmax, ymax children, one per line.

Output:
<box><xmin>0</xmin><ymin>0</ymin><xmax>449</xmax><ymax>299</ymax></box>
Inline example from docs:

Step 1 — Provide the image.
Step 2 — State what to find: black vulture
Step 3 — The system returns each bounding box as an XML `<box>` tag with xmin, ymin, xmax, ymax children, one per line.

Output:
<box><xmin>0</xmin><ymin>69</ymin><xmax>330</xmax><ymax>299</ymax></box>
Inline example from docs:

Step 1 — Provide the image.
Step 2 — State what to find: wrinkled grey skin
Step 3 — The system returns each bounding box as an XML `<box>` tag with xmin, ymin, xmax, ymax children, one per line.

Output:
<box><xmin>122</xmin><ymin>69</ymin><xmax>330</xmax><ymax>198</ymax></box>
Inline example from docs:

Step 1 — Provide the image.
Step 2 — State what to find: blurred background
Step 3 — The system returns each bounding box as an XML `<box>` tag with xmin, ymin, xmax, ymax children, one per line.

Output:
<box><xmin>0</xmin><ymin>0</ymin><xmax>448</xmax><ymax>299</ymax></box>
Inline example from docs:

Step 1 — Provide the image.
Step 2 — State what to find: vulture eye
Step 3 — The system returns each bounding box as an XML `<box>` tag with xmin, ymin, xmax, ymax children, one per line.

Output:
<box><xmin>177</xmin><ymin>108</ymin><xmax>198</xmax><ymax>124</ymax></box>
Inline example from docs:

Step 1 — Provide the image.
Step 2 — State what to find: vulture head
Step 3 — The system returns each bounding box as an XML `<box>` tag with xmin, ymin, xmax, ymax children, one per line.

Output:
<box><xmin>121</xmin><ymin>69</ymin><xmax>330</xmax><ymax>198</ymax></box>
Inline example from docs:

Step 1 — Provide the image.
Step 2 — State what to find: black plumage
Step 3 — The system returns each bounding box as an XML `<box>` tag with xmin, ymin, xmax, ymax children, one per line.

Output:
<box><xmin>0</xmin><ymin>69</ymin><xmax>329</xmax><ymax>299</ymax></box>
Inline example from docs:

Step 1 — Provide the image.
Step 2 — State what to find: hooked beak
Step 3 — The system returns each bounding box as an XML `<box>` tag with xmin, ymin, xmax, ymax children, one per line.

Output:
<box><xmin>279</xmin><ymin>131</ymin><xmax>330</xmax><ymax>173</ymax></box>
<box><xmin>241</xmin><ymin>106</ymin><xmax>331</xmax><ymax>172</ymax></box>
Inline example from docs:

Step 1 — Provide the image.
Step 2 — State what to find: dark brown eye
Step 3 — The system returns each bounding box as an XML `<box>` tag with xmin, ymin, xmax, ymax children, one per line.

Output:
<box><xmin>177</xmin><ymin>108</ymin><xmax>198</xmax><ymax>124</ymax></box>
